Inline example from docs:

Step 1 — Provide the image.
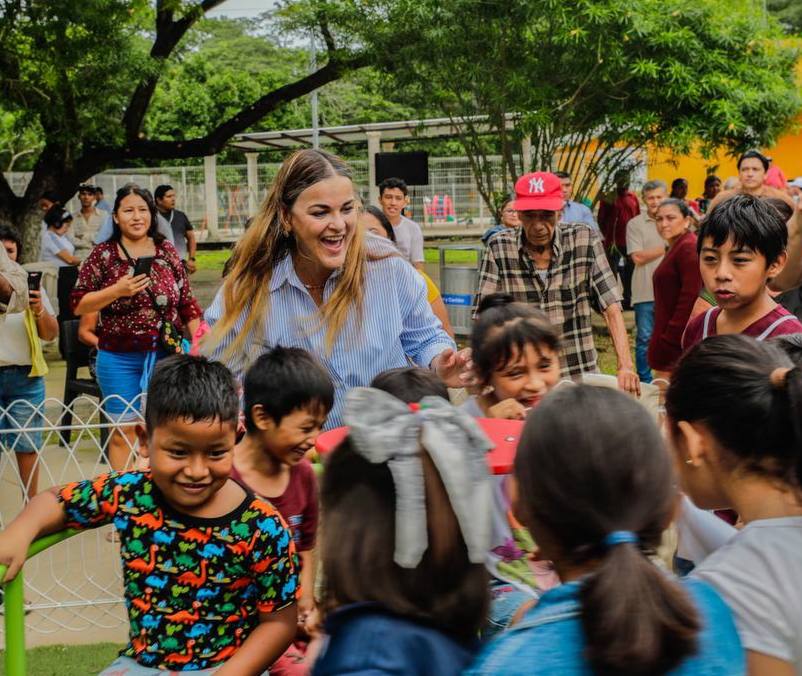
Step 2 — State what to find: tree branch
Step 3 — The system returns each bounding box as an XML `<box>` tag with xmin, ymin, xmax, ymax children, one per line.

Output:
<box><xmin>318</xmin><ymin>16</ymin><xmax>337</xmax><ymax>54</ymax></box>
<box><xmin>93</xmin><ymin>54</ymin><xmax>368</xmax><ymax>164</ymax></box>
<box><xmin>122</xmin><ymin>0</ymin><xmax>227</xmax><ymax>143</ymax></box>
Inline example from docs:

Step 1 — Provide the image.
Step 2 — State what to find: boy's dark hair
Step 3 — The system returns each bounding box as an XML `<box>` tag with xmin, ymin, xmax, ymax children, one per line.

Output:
<box><xmin>0</xmin><ymin>225</ymin><xmax>23</xmax><ymax>259</ymax></box>
<box><xmin>370</xmin><ymin>368</ymin><xmax>448</xmax><ymax>403</ymax></box>
<box><xmin>553</xmin><ymin>170</ymin><xmax>570</xmax><ymax>180</ymax></box>
<box><xmin>378</xmin><ymin>177</ymin><xmax>408</xmax><ymax>197</ymax></box>
<box><xmin>243</xmin><ymin>346</ymin><xmax>334</xmax><ymax>431</ymax></box>
<box><xmin>95</xmin><ymin>186</ymin><xmax>104</xmax><ymax>196</ymax></box>
<box><xmin>698</xmin><ymin>193</ymin><xmax>787</xmax><ymax>265</ymax></box>
<box><xmin>516</xmin><ymin>385</ymin><xmax>700</xmax><ymax>675</ymax></box>
<box><xmin>145</xmin><ymin>355</ymin><xmax>239</xmax><ymax>433</ymax></box>
<box><xmin>737</xmin><ymin>149</ymin><xmax>770</xmax><ymax>171</ymax></box>
<box><xmin>667</xmin><ymin>334</ymin><xmax>802</xmax><ymax>491</ymax></box>
<box><xmin>704</xmin><ymin>174</ymin><xmax>721</xmax><ymax>187</ymax></box>
<box><xmin>764</xmin><ymin>196</ymin><xmax>794</xmax><ymax>223</ymax></box>
<box><xmin>321</xmin><ymin>438</ymin><xmax>488</xmax><ymax>639</ymax></box>
<box><xmin>40</xmin><ymin>190</ymin><xmax>60</xmax><ymax>203</ymax></box>
<box><xmin>471</xmin><ymin>293</ymin><xmax>560</xmax><ymax>385</ymax></box>
<box><xmin>154</xmin><ymin>184</ymin><xmax>173</xmax><ymax>201</ymax></box>
<box><xmin>363</xmin><ymin>205</ymin><xmax>396</xmax><ymax>242</ymax></box>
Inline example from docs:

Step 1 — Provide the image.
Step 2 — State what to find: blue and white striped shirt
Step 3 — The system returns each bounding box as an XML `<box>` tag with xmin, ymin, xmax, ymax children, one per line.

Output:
<box><xmin>204</xmin><ymin>236</ymin><xmax>455</xmax><ymax>428</ymax></box>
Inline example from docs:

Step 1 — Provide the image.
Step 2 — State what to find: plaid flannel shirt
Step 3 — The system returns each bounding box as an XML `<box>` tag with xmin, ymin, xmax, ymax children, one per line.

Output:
<box><xmin>474</xmin><ymin>223</ymin><xmax>622</xmax><ymax>377</ymax></box>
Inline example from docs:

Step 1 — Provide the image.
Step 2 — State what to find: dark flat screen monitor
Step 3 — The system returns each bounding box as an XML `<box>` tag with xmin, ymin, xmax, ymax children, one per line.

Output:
<box><xmin>375</xmin><ymin>151</ymin><xmax>429</xmax><ymax>186</ymax></box>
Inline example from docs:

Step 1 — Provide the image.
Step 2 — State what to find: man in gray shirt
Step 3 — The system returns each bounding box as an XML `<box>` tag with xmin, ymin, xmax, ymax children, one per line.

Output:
<box><xmin>155</xmin><ymin>184</ymin><xmax>197</xmax><ymax>273</ymax></box>
<box><xmin>379</xmin><ymin>177</ymin><xmax>424</xmax><ymax>270</ymax></box>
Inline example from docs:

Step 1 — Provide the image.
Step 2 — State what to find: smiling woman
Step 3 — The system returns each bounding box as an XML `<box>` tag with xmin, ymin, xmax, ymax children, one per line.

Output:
<box><xmin>203</xmin><ymin>149</ymin><xmax>468</xmax><ymax>428</ymax></box>
<box><xmin>71</xmin><ymin>186</ymin><xmax>203</xmax><ymax>470</ymax></box>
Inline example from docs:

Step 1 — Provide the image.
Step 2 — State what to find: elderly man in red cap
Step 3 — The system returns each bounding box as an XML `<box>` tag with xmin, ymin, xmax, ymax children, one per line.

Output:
<box><xmin>474</xmin><ymin>171</ymin><xmax>639</xmax><ymax>395</ymax></box>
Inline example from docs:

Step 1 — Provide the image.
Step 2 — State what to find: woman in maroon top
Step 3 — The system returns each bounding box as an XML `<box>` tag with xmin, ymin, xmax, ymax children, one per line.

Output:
<box><xmin>648</xmin><ymin>199</ymin><xmax>701</xmax><ymax>381</ymax></box>
<box><xmin>71</xmin><ymin>186</ymin><xmax>202</xmax><ymax>470</ymax></box>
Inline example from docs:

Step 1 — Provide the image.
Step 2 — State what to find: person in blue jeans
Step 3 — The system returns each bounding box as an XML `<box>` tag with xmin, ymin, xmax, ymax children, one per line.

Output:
<box><xmin>0</xmin><ymin>225</ymin><xmax>59</xmax><ymax>499</ymax></box>
<box><xmin>466</xmin><ymin>385</ymin><xmax>745</xmax><ymax>676</ymax></box>
<box><xmin>625</xmin><ymin>179</ymin><xmax>668</xmax><ymax>383</ymax></box>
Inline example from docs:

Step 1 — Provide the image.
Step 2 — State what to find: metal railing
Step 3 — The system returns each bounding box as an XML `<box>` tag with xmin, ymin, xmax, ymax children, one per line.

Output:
<box><xmin>0</xmin><ymin>395</ymin><xmax>145</xmax><ymax>645</ymax></box>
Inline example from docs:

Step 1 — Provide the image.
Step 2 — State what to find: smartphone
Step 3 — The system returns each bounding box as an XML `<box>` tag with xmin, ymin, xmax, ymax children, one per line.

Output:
<box><xmin>27</xmin><ymin>271</ymin><xmax>42</xmax><ymax>292</ymax></box>
<box><xmin>133</xmin><ymin>256</ymin><xmax>154</xmax><ymax>277</ymax></box>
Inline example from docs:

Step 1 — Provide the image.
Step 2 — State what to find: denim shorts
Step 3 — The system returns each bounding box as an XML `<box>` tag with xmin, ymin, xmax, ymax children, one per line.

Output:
<box><xmin>0</xmin><ymin>365</ymin><xmax>46</xmax><ymax>454</ymax></box>
<box><xmin>95</xmin><ymin>349</ymin><xmax>163</xmax><ymax>422</ymax></box>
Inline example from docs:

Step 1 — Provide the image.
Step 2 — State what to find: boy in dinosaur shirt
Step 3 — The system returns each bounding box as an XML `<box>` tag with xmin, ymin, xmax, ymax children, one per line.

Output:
<box><xmin>0</xmin><ymin>356</ymin><xmax>299</xmax><ymax>674</ymax></box>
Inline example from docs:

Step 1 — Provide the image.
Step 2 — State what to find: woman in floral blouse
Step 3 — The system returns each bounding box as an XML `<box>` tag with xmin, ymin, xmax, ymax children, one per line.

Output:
<box><xmin>71</xmin><ymin>186</ymin><xmax>201</xmax><ymax>470</ymax></box>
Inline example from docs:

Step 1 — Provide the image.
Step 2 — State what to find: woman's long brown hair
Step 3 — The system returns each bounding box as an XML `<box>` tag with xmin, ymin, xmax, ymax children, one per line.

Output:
<box><xmin>205</xmin><ymin>149</ymin><xmax>368</xmax><ymax>363</ymax></box>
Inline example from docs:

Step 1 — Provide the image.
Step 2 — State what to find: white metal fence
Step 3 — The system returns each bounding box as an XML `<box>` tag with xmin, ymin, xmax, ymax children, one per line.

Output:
<box><xmin>0</xmin><ymin>395</ymin><xmax>146</xmax><ymax>643</ymax></box>
<box><xmin>6</xmin><ymin>155</ymin><xmax>507</xmax><ymax>239</ymax></box>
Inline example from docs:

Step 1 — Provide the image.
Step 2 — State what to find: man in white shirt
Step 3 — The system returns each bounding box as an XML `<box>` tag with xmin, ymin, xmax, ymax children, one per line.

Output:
<box><xmin>72</xmin><ymin>184</ymin><xmax>105</xmax><ymax>254</ymax></box>
<box><xmin>625</xmin><ymin>179</ymin><xmax>668</xmax><ymax>384</ymax></box>
<box><xmin>554</xmin><ymin>171</ymin><xmax>598</xmax><ymax>230</ymax></box>
<box><xmin>379</xmin><ymin>177</ymin><xmax>424</xmax><ymax>270</ymax></box>
<box><xmin>0</xmin><ymin>241</ymin><xmax>28</xmax><ymax>319</ymax></box>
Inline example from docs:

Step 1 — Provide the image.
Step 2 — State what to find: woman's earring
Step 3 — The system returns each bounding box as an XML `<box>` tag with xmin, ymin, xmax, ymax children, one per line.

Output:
<box><xmin>685</xmin><ymin>459</ymin><xmax>694</xmax><ymax>466</ymax></box>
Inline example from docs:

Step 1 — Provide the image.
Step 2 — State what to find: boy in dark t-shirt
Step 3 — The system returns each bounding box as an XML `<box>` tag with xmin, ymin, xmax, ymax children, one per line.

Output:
<box><xmin>0</xmin><ymin>356</ymin><xmax>298</xmax><ymax>674</ymax></box>
<box><xmin>683</xmin><ymin>194</ymin><xmax>802</xmax><ymax>350</ymax></box>
<box><xmin>232</xmin><ymin>346</ymin><xmax>334</xmax><ymax>630</ymax></box>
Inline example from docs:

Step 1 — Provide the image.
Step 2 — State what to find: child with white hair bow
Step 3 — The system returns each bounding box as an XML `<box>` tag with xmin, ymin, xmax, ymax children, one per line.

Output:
<box><xmin>311</xmin><ymin>387</ymin><xmax>492</xmax><ymax>676</ymax></box>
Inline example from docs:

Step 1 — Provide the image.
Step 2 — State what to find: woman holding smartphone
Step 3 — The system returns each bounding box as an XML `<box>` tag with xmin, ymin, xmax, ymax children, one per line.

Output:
<box><xmin>71</xmin><ymin>186</ymin><xmax>201</xmax><ymax>470</ymax></box>
<box><xmin>0</xmin><ymin>225</ymin><xmax>58</xmax><ymax>499</ymax></box>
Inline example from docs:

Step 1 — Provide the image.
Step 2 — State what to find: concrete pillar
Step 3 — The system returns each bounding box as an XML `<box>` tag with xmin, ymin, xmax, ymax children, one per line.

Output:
<box><xmin>246</xmin><ymin>152</ymin><xmax>260</xmax><ymax>217</ymax></box>
<box><xmin>366</xmin><ymin>131</ymin><xmax>382</xmax><ymax>206</ymax></box>
<box><xmin>203</xmin><ymin>154</ymin><xmax>219</xmax><ymax>239</ymax></box>
<box><xmin>521</xmin><ymin>136</ymin><xmax>533</xmax><ymax>173</ymax></box>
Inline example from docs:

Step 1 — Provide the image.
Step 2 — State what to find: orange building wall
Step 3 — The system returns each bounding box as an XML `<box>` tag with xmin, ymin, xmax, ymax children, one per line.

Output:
<box><xmin>646</xmin><ymin>116</ymin><xmax>802</xmax><ymax>196</ymax></box>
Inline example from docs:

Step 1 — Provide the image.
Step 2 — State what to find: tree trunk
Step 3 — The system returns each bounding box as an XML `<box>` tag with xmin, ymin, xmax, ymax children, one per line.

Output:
<box><xmin>18</xmin><ymin>208</ymin><xmax>44</xmax><ymax>264</ymax></box>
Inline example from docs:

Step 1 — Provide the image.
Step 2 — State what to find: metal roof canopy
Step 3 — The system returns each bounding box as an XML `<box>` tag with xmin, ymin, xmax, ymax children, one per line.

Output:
<box><xmin>230</xmin><ymin>114</ymin><xmax>519</xmax><ymax>151</ymax></box>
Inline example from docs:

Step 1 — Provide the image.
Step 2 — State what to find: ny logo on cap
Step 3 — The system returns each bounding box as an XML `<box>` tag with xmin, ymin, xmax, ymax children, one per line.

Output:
<box><xmin>528</xmin><ymin>177</ymin><xmax>545</xmax><ymax>194</ymax></box>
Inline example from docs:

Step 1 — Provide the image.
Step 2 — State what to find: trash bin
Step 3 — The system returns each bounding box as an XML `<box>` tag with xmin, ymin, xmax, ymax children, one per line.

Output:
<box><xmin>438</xmin><ymin>244</ymin><xmax>483</xmax><ymax>337</ymax></box>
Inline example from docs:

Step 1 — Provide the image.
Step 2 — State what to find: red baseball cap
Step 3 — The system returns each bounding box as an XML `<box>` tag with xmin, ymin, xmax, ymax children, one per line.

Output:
<box><xmin>512</xmin><ymin>172</ymin><xmax>565</xmax><ymax>211</ymax></box>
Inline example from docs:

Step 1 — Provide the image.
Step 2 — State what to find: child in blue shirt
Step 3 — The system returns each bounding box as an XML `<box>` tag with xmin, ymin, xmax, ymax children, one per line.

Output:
<box><xmin>467</xmin><ymin>385</ymin><xmax>745</xmax><ymax>675</ymax></box>
<box><xmin>0</xmin><ymin>355</ymin><xmax>299</xmax><ymax>674</ymax></box>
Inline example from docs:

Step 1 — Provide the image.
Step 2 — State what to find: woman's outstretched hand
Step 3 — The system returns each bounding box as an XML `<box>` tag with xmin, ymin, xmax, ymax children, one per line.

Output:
<box><xmin>432</xmin><ymin>347</ymin><xmax>472</xmax><ymax>388</ymax></box>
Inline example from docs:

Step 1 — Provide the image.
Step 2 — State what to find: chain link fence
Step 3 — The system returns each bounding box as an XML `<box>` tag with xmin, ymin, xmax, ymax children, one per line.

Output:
<box><xmin>0</xmin><ymin>395</ymin><xmax>146</xmax><ymax>644</ymax></box>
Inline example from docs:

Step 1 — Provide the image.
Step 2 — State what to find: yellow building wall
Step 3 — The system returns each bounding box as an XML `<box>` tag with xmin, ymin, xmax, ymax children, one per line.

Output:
<box><xmin>647</xmin><ymin>116</ymin><xmax>802</xmax><ymax>196</ymax></box>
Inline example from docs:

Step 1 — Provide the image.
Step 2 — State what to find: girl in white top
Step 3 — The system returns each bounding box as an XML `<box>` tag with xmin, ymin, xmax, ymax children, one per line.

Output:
<box><xmin>41</xmin><ymin>208</ymin><xmax>80</xmax><ymax>267</ymax></box>
<box><xmin>0</xmin><ymin>226</ymin><xmax>58</xmax><ymax>499</ymax></box>
<box><xmin>666</xmin><ymin>334</ymin><xmax>802</xmax><ymax>676</ymax></box>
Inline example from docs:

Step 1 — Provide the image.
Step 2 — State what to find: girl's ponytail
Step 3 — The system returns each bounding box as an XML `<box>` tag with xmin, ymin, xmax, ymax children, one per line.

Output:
<box><xmin>580</xmin><ymin>535</ymin><xmax>699</xmax><ymax>675</ymax></box>
<box><xmin>773</xmin><ymin>365</ymin><xmax>802</xmax><ymax>490</ymax></box>
<box><xmin>516</xmin><ymin>385</ymin><xmax>701</xmax><ymax>676</ymax></box>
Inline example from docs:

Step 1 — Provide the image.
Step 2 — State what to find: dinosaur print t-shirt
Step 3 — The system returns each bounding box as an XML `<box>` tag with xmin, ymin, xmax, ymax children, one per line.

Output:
<box><xmin>58</xmin><ymin>471</ymin><xmax>299</xmax><ymax>671</ymax></box>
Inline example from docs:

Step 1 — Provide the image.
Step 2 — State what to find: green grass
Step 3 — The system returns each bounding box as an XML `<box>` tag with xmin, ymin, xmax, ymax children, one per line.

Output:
<box><xmin>198</xmin><ymin>245</ymin><xmax>474</xmax><ymax>269</ymax></box>
<box><xmin>195</xmin><ymin>249</ymin><xmax>232</xmax><ymax>272</ymax></box>
<box><xmin>424</xmin><ymin>247</ymin><xmax>481</xmax><ymax>265</ymax></box>
<box><xmin>0</xmin><ymin>643</ymin><xmax>124</xmax><ymax>675</ymax></box>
